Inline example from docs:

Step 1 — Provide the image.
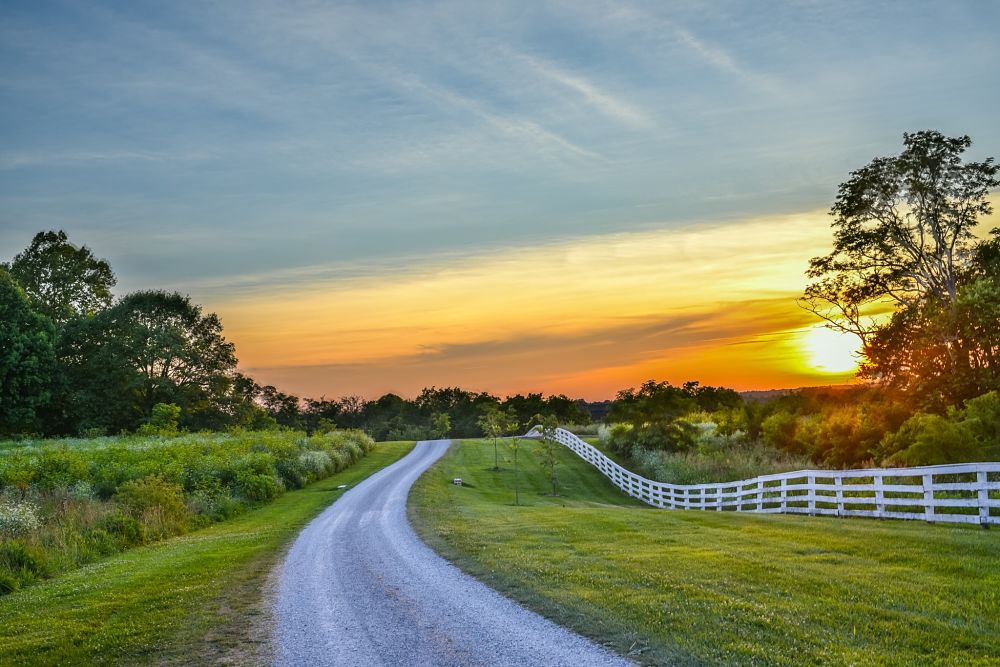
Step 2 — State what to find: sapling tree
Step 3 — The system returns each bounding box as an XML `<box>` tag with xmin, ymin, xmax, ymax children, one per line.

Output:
<box><xmin>477</xmin><ymin>404</ymin><xmax>505</xmax><ymax>470</ymax></box>
<box><xmin>504</xmin><ymin>407</ymin><xmax>523</xmax><ymax>506</ymax></box>
<box><xmin>534</xmin><ymin>413</ymin><xmax>560</xmax><ymax>496</ymax></box>
<box><xmin>432</xmin><ymin>412</ymin><xmax>451</xmax><ymax>438</ymax></box>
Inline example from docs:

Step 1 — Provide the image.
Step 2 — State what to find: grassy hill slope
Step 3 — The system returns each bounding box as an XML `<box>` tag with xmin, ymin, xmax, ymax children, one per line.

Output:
<box><xmin>409</xmin><ymin>438</ymin><xmax>1000</xmax><ymax>666</ymax></box>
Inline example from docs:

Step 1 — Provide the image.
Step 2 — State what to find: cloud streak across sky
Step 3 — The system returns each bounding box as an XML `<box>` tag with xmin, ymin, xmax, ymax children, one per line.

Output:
<box><xmin>1</xmin><ymin>1</ymin><xmax>998</xmax><ymax>398</ymax></box>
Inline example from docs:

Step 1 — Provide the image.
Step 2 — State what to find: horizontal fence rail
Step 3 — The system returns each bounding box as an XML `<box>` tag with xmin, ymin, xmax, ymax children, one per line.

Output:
<box><xmin>524</xmin><ymin>427</ymin><xmax>1000</xmax><ymax>526</ymax></box>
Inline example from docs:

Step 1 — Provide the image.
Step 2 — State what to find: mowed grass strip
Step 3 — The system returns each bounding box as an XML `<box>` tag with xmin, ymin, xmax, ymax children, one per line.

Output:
<box><xmin>0</xmin><ymin>440</ymin><xmax>415</xmax><ymax>666</ymax></box>
<box><xmin>409</xmin><ymin>439</ymin><xmax>1000</xmax><ymax>666</ymax></box>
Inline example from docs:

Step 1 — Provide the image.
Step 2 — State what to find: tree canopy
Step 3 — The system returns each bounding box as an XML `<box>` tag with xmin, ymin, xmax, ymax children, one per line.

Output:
<box><xmin>4</xmin><ymin>230</ymin><xmax>116</xmax><ymax>324</ymax></box>
<box><xmin>0</xmin><ymin>270</ymin><xmax>56</xmax><ymax>435</ymax></box>
<box><xmin>804</xmin><ymin>130</ymin><xmax>1000</xmax><ymax>409</ymax></box>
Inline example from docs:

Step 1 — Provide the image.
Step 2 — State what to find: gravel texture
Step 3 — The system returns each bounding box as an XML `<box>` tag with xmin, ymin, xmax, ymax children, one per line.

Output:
<box><xmin>273</xmin><ymin>439</ymin><xmax>633</xmax><ymax>667</ymax></box>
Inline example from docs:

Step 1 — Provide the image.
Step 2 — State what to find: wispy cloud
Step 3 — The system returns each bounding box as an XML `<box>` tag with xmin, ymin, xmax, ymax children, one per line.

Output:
<box><xmin>507</xmin><ymin>50</ymin><xmax>652</xmax><ymax>128</ymax></box>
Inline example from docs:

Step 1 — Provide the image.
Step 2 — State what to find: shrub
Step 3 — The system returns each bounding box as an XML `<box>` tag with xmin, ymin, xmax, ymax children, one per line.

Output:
<box><xmin>68</xmin><ymin>480</ymin><xmax>95</xmax><ymax>502</ymax></box>
<box><xmin>275</xmin><ymin>458</ymin><xmax>307</xmax><ymax>490</ymax></box>
<box><xmin>233</xmin><ymin>471</ymin><xmax>281</xmax><ymax>503</ymax></box>
<box><xmin>880</xmin><ymin>414</ymin><xmax>974</xmax><ymax>466</ymax></box>
<box><xmin>83</xmin><ymin>528</ymin><xmax>119</xmax><ymax>558</ymax></box>
<box><xmin>626</xmin><ymin>439</ymin><xmax>812</xmax><ymax>485</ymax></box>
<box><xmin>33</xmin><ymin>449</ymin><xmax>89</xmax><ymax>490</ymax></box>
<box><xmin>115</xmin><ymin>476</ymin><xmax>188</xmax><ymax>522</ymax></box>
<box><xmin>880</xmin><ymin>391</ymin><xmax>1000</xmax><ymax>466</ymax></box>
<box><xmin>102</xmin><ymin>513</ymin><xmax>147</xmax><ymax>547</ymax></box>
<box><xmin>0</xmin><ymin>499</ymin><xmax>41</xmax><ymax>538</ymax></box>
<box><xmin>0</xmin><ymin>428</ymin><xmax>375</xmax><ymax>594</ymax></box>
<box><xmin>0</xmin><ymin>541</ymin><xmax>49</xmax><ymax>579</ymax></box>
<box><xmin>0</xmin><ymin>571</ymin><xmax>17</xmax><ymax>594</ymax></box>
<box><xmin>136</xmin><ymin>403</ymin><xmax>181</xmax><ymax>437</ymax></box>
<box><xmin>298</xmin><ymin>450</ymin><xmax>333</xmax><ymax>478</ymax></box>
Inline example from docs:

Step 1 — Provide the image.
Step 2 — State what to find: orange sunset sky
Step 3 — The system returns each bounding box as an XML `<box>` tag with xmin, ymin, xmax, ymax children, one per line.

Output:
<box><xmin>228</xmin><ymin>202</ymin><xmax>996</xmax><ymax>400</ymax></box>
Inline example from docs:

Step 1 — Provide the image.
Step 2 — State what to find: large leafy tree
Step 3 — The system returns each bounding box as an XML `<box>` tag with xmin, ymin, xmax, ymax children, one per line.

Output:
<box><xmin>803</xmin><ymin>130</ymin><xmax>999</xmax><ymax>408</ymax></box>
<box><xmin>62</xmin><ymin>291</ymin><xmax>238</xmax><ymax>431</ymax></box>
<box><xmin>4</xmin><ymin>230</ymin><xmax>116</xmax><ymax>324</ymax></box>
<box><xmin>0</xmin><ymin>270</ymin><xmax>56</xmax><ymax>435</ymax></box>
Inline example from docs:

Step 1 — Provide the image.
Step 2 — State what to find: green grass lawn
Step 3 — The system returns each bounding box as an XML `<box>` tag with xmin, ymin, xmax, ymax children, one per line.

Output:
<box><xmin>0</xmin><ymin>440</ymin><xmax>415</xmax><ymax>666</ymax></box>
<box><xmin>409</xmin><ymin>439</ymin><xmax>1000</xmax><ymax>666</ymax></box>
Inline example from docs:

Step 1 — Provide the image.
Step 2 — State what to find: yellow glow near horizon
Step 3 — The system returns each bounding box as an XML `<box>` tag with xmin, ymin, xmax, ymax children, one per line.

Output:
<box><xmin>208</xmin><ymin>198</ymin><xmax>995</xmax><ymax>399</ymax></box>
<box><xmin>799</xmin><ymin>325</ymin><xmax>861</xmax><ymax>374</ymax></box>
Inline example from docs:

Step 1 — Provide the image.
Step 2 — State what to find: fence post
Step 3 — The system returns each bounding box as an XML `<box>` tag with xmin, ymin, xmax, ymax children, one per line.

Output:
<box><xmin>874</xmin><ymin>474</ymin><xmax>885</xmax><ymax>519</ymax></box>
<box><xmin>923</xmin><ymin>474</ymin><xmax>935</xmax><ymax>523</ymax></box>
<box><xmin>756</xmin><ymin>479</ymin><xmax>764</xmax><ymax>511</ymax></box>
<box><xmin>835</xmin><ymin>475</ymin><xmax>844</xmax><ymax>517</ymax></box>
<box><xmin>716</xmin><ymin>486</ymin><xmax>723</xmax><ymax>512</ymax></box>
<box><xmin>779</xmin><ymin>477</ymin><xmax>787</xmax><ymax>513</ymax></box>
<box><xmin>978</xmin><ymin>470</ymin><xmax>990</xmax><ymax>528</ymax></box>
<box><xmin>808</xmin><ymin>475</ymin><xmax>816</xmax><ymax>516</ymax></box>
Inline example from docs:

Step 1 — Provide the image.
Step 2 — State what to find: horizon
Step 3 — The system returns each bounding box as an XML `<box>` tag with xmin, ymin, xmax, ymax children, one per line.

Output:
<box><xmin>3</xmin><ymin>1</ymin><xmax>998</xmax><ymax>401</ymax></box>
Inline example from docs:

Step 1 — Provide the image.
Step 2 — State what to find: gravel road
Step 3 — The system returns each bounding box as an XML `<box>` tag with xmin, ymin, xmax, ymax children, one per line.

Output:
<box><xmin>273</xmin><ymin>439</ymin><xmax>633</xmax><ymax>667</ymax></box>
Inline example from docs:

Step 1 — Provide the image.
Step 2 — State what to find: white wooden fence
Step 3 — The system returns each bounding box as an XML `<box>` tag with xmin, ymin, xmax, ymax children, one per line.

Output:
<box><xmin>524</xmin><ymin>426</ymin><xmax>1000</xmax><ymax>526</ymax></box>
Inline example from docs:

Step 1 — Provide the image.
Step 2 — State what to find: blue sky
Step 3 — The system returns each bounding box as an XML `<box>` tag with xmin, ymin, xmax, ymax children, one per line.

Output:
<box><xmin>2</xmin><ymin>1</ymin><xmax>999</xmax><ymax>397</ymax></box>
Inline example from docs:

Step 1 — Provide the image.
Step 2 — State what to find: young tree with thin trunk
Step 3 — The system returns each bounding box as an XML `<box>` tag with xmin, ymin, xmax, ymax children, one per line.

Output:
<box><xmin>504</xmin><ymin>408</ymin><xmax>523</xmax><ymax>506</ymax></box>
<box><xmin>477</xmin><ymin>405</ymin><xmax>504</xmax><ymax>470</ymax></box>
<box><xmin>533</xmin><ymin>414</ymin><xmax>560</xmax><ymax>496</ymax></box>
<box><xmin>432</xmin><ymin>412</ymin><xmax>451</xmax><ymax>439</ymax></box>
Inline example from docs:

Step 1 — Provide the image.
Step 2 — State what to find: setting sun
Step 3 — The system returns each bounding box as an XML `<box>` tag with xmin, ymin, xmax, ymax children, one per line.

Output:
<box><xmin>800</xmin><ymin>325</ymin><xmax>862</xmax><ymax>374</ymax></box>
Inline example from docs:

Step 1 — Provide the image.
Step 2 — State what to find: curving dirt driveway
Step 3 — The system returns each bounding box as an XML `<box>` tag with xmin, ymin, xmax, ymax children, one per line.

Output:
<box><xmin>273</xmin><ymin>439</ymin><xmax>632</xmax><ymax>666</ymax></box>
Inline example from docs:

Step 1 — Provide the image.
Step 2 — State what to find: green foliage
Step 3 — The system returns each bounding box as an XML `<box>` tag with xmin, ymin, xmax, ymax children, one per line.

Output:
<box><xmin>3</xmin><ymin>230</ymin><xmax>116</xmax><ymax>323</ymax></box>
<box><xmin>61</xmin><ymin>290</ymin><xmax>238</xmax><ymax>433</ymax></box>
<box><xmin>879</xmin><ymin>391</ymin><xmax>1000</xmax><ymax>466</ymax></box>
<box><xmin>0</xmin><ymin>541</ymin><xmax>49</xmax><ymax>589</ymax></box>
<box><xmin>233</xmin><ymin>471</ymin><xmax>282</xmax><ymax>503</ymax></box>
<box><xmin>606</xmin><ymin>380</ymin><xmax>740</xmax><ymax>454</ymax></box>
<box><xmin>864</xmin><ymin>275</ymin><xmax>1000</xmax><ymax>409</ymax></box>
<box><xmin>432</xmin><ymin>411</ymin><xmax>451</xmax><ymax>438</ymax></box>
<box><xmin>0</xmin><ymin>269</ymin><xmax>56</xmax><ymax>436</ymax></box>
<box><xmin>102</xmin><ymin>512</ymin><xmax>147</xmax><ymax>547</ymax></box>
<box><xmin>0</xmin><ymin>429</ymin><xmax>376</xmax><ymax>596</ymax></box>
<box><xmin>115</xmin><ymin>475</ymin><xmax>190</xmax><ymax>538</ymax></box>
<box><xmin>137</xmin><ymin>402</ymin><xmax>182</xmax><ymax>436</ymax></box>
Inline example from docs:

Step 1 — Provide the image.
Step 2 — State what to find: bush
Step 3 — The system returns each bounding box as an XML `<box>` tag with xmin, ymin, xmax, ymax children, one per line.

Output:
<box><xmin>626</xmin><ymin>438</ymin><xmax>812</xmax><ymax>485</ymax></box>
<box><xmin>0</xmin><ymin>571</ymin><xmax>17</xmax><ymax>594</ymax></box>
<box><xmin>233</xmin><ymin>471</ymin><xmax>281</xmax><ymax>503</ymax></box>
<box><xmin>0</xmin><ymin>429</ymin><xmax>375</xmax><ymax>594</ymax></box>
<box><xmin>102</xmin><ymin>513</ymin><xmax>147</xmax><ymax>547</ymax></box>
<box><xmin>0</xmin><ymin>499</ymin><xmax>41</xmax><ymax>538</ymax></box>
<box><xmin>136</xmin><ymin>403</ymin><xmax>181</xmax><ymax>437</ymax></box>
<box><xmin>0</xmin><ymin>541</ymin><xmax>49</xmax><ymax>583</ymax></box>
<box><xmin>83</xmin><ymin>528</ymin><xmax>119</xmax><ymax>558</ymax></box>
<box><xmin>116</xmin><ymin>476</ymin><xmax>187</xmax><ymax>521</ymax></box>
<box><xmin>880</xmin><ymin>391</ymin><xmax>1000</xmax><ymax>466</ymax></box>
<box><xmin>298</xmin><ymin>450</ymin><xmax>333</xmax><ymax>478</ymax></box>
